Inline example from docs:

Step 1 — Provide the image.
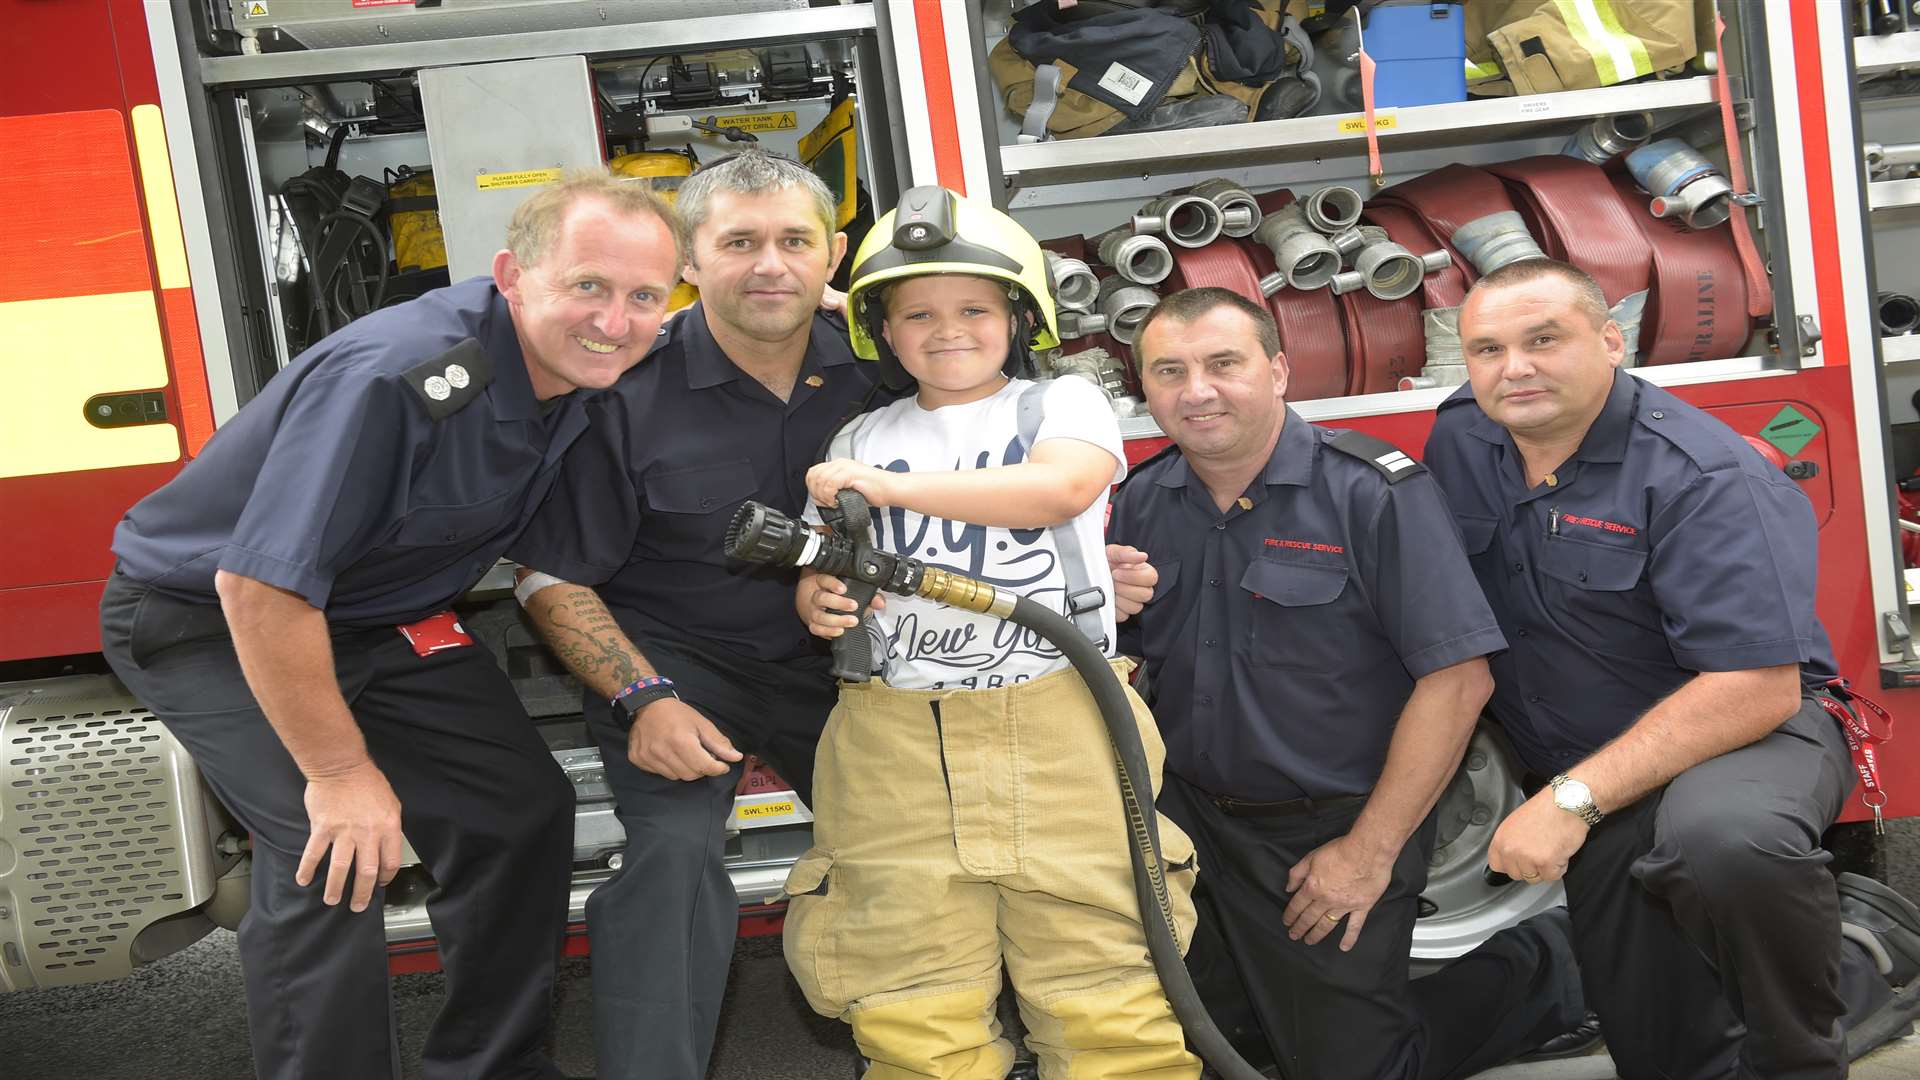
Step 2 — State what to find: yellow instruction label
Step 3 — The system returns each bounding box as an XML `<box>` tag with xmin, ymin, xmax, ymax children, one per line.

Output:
<box><xmin>714</xmin><ymin>111</ymin><xmax>799</xmax><ymax>133</ymax></box>
<box><xmin>1337</xmin><ymin>114</ymin><xmax>1398</xmax><ymax>134</ymax></box>
<box><xmin>738</xmin><ymin>799</ymin><xmax>797</xmax><ymax>820</ymax></box>
<box><xmin>476</xmin><ymin>168</ymin><xmax>565</xmax><ymax>192</ymax></box>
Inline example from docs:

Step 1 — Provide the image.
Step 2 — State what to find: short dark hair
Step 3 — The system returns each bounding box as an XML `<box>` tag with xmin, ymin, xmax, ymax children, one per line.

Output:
<box><xmin>1466</xmin><ymin>258</ymin><xmax>1610</xmax><ymax>328</ymax></box>
<box><xmin>1134</xmin><ymin>287</ymin><xmax>1282</xmax><ymax>359</ymax></box>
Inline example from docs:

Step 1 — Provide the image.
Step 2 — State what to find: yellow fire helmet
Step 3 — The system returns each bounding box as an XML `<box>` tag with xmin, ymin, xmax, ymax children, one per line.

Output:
<box><xmin>846</xmin><ymin>185</ymin><xmax>1059</xmax><ymax>391</ymax></box>
<box><xmin>610</xmin><ymin>150</ymin><xmax>700</xmax><ymax>312</ymax></box>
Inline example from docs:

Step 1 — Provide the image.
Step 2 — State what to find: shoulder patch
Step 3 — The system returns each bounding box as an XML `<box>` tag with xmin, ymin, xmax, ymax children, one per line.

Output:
<box><xmin>403</xmin><ymin>339</ymin><xmax>493</xmax><ymax>420</ymax></box>
<box><xmin>1323</xmin><ymin>429</ymin><xmax>1426</xmax><ymax>483</ymax></box>
<box><xmin>1115</xmin><ymin>441</ymin><xmax>1181</xmax><ymax>495</ymax></box>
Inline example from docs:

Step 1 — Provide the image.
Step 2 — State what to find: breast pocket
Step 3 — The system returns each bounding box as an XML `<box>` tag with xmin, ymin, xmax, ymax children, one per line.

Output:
<box><xmin>1135</xmin><ymin>559</ymin><xmax>1183</xmax><ymax>662</ymax></box>
<box><xmin>1454</xmin><ymin>513</ymin><xmax>1499</xmax><ymax>557</ymax></box>
<box><xmin>391</xmin><ymin>490</ymin><xmax>517</xmax><ymax>548</ymax></box>
<box><xmin>1240</xmin><ymin>556</ymin><xmax>1352</xmax><ymax>670</ymax></box>
<box><xmin>1537</xmin><ymin>536</ymin><xmax>1667</xmax><ymax>657</ymax></box>
<box><xmin>643</xmin><ymin>459</ymin><xmax>761</xmax><ymax>554</ymax></box>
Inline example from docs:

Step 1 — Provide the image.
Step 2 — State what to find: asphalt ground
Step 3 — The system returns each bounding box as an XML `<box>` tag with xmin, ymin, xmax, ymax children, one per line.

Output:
<box><xmin>5</xmin><ymin>823</ymin><xmax>1918</xmax><ymax>1080</ymax></box>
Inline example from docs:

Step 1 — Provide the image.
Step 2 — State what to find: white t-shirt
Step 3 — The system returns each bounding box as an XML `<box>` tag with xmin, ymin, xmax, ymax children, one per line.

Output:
<box><xmin>819</xmin><ymin>376</ymin><xmax>1127</xmax><ymax>690</ymax></box>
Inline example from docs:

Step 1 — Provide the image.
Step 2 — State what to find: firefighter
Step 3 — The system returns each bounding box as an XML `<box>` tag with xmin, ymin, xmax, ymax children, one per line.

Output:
<box><xmin>1110</xmin><ymin>287</ymin><xmax>1590</xmax><ymax>1080</ymax></box>
<box><xmin>1423</xmin><ymin>258</ymin><xmax>1920</xmax><ymax>1077</ymax></box>
<box><xmin>96</xmin><ymin>173</ymin><xmax>684</xmax><ymax>1080</ymax></box>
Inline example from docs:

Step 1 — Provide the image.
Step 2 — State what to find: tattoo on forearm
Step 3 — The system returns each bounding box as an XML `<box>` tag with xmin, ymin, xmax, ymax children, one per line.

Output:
<box><xmin>528</xmin><ymin>586</ymin><xmax>646</xmax><ymax>692</ymax></box>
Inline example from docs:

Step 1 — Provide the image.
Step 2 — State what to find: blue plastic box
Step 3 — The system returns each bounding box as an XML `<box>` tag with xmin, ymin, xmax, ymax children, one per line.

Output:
<box><xmin>1366</xmin><ymin>1</ymin><xmax>1469</xmax><ymax>108</ymax></box>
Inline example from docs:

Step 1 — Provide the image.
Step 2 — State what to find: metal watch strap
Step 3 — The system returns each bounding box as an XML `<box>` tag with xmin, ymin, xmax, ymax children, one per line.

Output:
<box><xmin>1550</xmin><ymin>773</ymin><xmax>1604</xmax><ymax>826</ymax></box>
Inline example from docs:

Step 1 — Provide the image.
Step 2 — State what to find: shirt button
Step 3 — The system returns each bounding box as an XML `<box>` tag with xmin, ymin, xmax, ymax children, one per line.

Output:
<box><xmin>1209</xmin><ymin>578</ymin><xmax>1222</xmax><ymax>587</ymax></box>
<box><xmin>1199</xmin><ymin>695</ymin><xmax>1213</xmax><ymax>706</ymax></box>
<box><xmin>1577</xmin><ymin>571</ymin><xmax>1588</xmax><ymax>582</ymax></box>
<box><xmin>1527</xmin><ymin>694</ymin><xmax>1542</xmax><ymax>703</ymax></box>
<box><xmin>1214</xmin><ymin>521</ymin><xmax>1227</xmax><ymax>530</ymax></box>
<box><xmin>1204</xmin><ymin>638</ymin><xmax>1218</xmax><ymax>647</ymax></box>
<box><xmin>1651</xmin><ymin>411</ymin><xmax>1665</xmax><ymax>420</ymax></box>
<box><xmin>699</xmin><ymin>497</ymin><xmax>714</xmax><ymax>509</ymax></box>
<box><xmin>1515</xmin><ymin>627</ymin><xmax>1529</xmax><ymax>638</ymax></box>
<box><xmin>1512</xmin><ymin>562</ymin><xmax>1524</xmax><ymax>573</ymax></box>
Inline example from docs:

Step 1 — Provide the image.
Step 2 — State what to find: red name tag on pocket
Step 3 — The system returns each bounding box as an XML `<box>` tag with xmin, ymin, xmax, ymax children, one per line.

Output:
<box><xmin>397</xmin><ymin>611</ymin><xmax>474</xmax><ymax>656</ymax></box>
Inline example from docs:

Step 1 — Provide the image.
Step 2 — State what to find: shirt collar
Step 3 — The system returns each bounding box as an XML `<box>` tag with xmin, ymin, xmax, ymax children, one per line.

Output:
<box><xmin>682</xmin><ymin>303</ymin><xmax>858</xmax><ymax>392</ymax></box>
<box><xmin>1153</xmin><ymin>406</ymin><xmax>1314</xmax><ymax>490</ymax></box>
<box><xmin>1573</xmin><ymin>368</ymin><xmax>1637</xmax><ymax>464</ymax></box>
<box><xmin>1454</xmin><ymin>368</ymin><xmax>1636</xmax><ymax>465</ymax></box>
<box><xmin>482</xmin><ymin>283</ymin><xmax>543</xmax><ymax>422</ymax></box>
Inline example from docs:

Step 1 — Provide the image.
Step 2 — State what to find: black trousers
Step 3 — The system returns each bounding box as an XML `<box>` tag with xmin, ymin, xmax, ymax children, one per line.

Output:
<box><xmin>1561</xmin><ymin>695</ymin><xmax>1893</xmax><ymax>1080</ymax></box>
<box><xmin>1160</xmin><ymin>774</ymin><xmax>1586</xmax><ymax>1080</ymax></box>
<box><xmin>582</xmin><ymin>609</ymin><xmax>837</xmax><ymax>1080</ymax></box>
<box><xmin>99</xmin><ymin>569</ymin><xmax>574</xmax><ymax>1080</ymax></box>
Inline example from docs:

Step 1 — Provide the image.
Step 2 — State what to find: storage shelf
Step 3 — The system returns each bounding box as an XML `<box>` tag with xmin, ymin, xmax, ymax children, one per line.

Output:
<box><xmin>1870</xmin><ymin>177</ymin><xmax>1920</xmax><ymax>210</ymax></box>
<box><xmin>1886</xmin><ymin>335</ymin><xmax>1920</xmax><ymax>365</ymax></box>
<box><xmin>1000</xmin><ymin>77</ymin><xmax>1720</xmax><ymax>188</ymax></box>
<box><xmin>198</xmin><ymin>4</ymin><xmax>875</xmax><ymax>88</ymax></box>
<box><xmin>1857</xmin><ymin>31</ymin><xmax>1920</xmax><ymax>76</ymax></box>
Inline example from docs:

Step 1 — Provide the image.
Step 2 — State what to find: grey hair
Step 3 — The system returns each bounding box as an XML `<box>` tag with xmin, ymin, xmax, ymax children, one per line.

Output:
<box><xmin>675</xmin><ymin>150</ymin><xmax>838</xmax><ymax>244</ymax></box>
<box><xmin>1467</xmin><ymin>258</ymin><xmax>1610</xmax><ymax>329</ymax></box>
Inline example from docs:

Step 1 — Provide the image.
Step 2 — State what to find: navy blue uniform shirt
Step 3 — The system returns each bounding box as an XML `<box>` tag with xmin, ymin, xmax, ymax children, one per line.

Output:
<box><xmin>112</xmin><ymin>277</ymin><xmax>589</xmax><ymax>627</ymax></box>
<box><xmin>512</xmin><ymin>303</ymin><xmax>876</xmax><ymax>663</ymax></box>
<box><xmin>1422</xmin><ymin>369</ymin><xmax>1839</xmax><ymax>777</ymax></box>
<box><xmin>1112</xmin><ymin>408</ymin><xmax>1507</xmax><ymax>801</ymax></box>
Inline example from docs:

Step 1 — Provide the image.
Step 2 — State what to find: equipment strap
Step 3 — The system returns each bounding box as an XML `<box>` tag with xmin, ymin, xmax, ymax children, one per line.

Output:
<box><xmin>1818</xmin><ymin>678</ymin><xmax>1894</xmax><ymax>835</ymax></box>
<box><xmin>1015</xmin><ymin>381</ymin><xmax>1107</xmax><ymax>646</ymax></box>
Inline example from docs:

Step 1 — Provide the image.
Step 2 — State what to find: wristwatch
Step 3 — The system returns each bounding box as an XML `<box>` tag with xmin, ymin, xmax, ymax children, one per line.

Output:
<box><xmin>1549</xmin><ymin>773</ymin><xmax>1604</xmax><ymax>826</ymax></box>
<box><xmin>612</xmin><ymin>675</ymin><xmax>679</xmax><ymax>729</ymax></box>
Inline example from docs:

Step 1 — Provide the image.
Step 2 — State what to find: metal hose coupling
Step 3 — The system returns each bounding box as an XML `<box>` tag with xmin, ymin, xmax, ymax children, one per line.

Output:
<box><xmin>1252</xmin><ymin>204</ymin><xmax>1341</xmax><ymax>292</ymax></box>
<box><xmin>1189</xmin><ymin>178</ymin><xmax>1262</xmax><ymax>238</ymax></box>
<box><xmin>1132</xmin><ymin>193</ymin><xmax>1226</xmax><ymax>249</ymax></box>
<box><xmin>1044</xmin><ymin>250</ymin><xmax>1100</xmax><ymax>312</ymax></box>
<box><xmin>1302</xmin><ymin>185</ymin><xmax>1364</xmax><ymax>234</ymax></box>
<box><xmin>1097</xmin><ymin>275</ymin><xmax>1161</xmax><ymax>346</ymax></box>
<box><xmin>1563</xmin><ymin>112</ymin><xmax>1654</xmax><ymax>165</ymax></box>
<box><xmin>1332</xmin><ymin>224</ymin><xmax>1389</xmax><ymax>261</ymax></box>
<box><xmin>1626</xmin><ymin>138</ymin><xmax>1759</xmax><ymax>229</ymax></box>
<box><xmin>1094</xmin><ymin>227</ymin><xmax>1175</xmax><ymax>286</ymax></box>
<box><xmin>1449</xmin><ymin>211</ymin><xmax>1545</xmax><ymax>275</ymax></box>
<box><xmin>1331</xmin><ymin>241</ymin><xmax>1453</xmax><ymax>301</ymax></box>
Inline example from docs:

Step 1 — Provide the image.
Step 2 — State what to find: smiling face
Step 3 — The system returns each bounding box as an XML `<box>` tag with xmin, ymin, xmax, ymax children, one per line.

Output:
<box><xmin>1136</xmin><ymin>303</ymin><xmax>1289</xmax><ymax>465</ymax></box>
<box><xmin>681</xmin><ymin>186</ymin><xmax>847</xmax><ymax>344</ymax></box>
<box><xmin>492</xmin><ymin>196</ymin><xmax>680</xmax><ymax>399</ymax></box>
<box><xmin>1460</xmin><ymin>273</ymin><xmax>1624</xmax><ymax>443</ymax></box>
<box><xmin>879</xmin><ymin>274</ymin><xmax>1016</xmax><ymax>407</ymax></box>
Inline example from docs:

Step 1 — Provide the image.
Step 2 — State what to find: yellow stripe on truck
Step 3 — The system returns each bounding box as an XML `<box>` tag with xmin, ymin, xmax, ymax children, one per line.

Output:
<box><xmin>0</xmin><ymin>290</ymin><xmax>179</xmax><ymax>478</ymax></box>
<box><xmin>130</xmin><ymin>105</ymin><xmax>189</xmax><ymax>291</ymax></box>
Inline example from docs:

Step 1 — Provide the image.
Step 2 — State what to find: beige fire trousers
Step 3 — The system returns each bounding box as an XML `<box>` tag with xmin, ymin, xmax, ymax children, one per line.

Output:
<box><xmin>782</xmin><ymin>659</ymin><xmax>1201</xmax><ymax>1080</ymax></box>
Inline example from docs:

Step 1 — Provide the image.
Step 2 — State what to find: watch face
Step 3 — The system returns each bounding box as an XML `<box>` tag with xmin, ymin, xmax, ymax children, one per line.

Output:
<box><xmin>1554</xmin><ymin>779</ymin><xmax>1593</xmax><ymax>809</ymax></box>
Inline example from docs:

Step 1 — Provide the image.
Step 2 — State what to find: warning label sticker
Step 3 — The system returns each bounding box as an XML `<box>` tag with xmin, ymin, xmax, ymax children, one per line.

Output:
<box><xmin>737</xmin><ymin>799</ymin><xmax>797</xmax><ymax>820</ymax></box>
<box><xmin>1337</xmin><ymin>114</ymin><xmax>1398</xmax><ymax>134</ymax></box>
<box><xmin>243</xmin><ymin>1</ymin><xmax>269</xmax><ymax>16</ymax></box>
<box><xmin>713</xmin><ymin>111</ymin><xmax>799</xmax><ymax>134</ymax></box>
<box><xmin>1760</xmin><ymin>404</ymin><xmax>1822</xmax><ymax>456</ymax></box>
<box><xmin>475</xmin><ymin>168</ymin><xmax>564</xmax><ymax>192</ymax></box>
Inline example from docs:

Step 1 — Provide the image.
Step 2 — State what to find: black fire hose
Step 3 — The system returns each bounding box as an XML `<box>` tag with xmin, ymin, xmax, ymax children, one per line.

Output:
<box><xmin>725</xmin><ymin>491</ymin><xmax>1272</xmax><ymax>1080</ymax></box>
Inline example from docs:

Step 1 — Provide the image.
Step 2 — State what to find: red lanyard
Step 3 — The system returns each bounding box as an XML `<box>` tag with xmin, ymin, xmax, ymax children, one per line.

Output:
<box><xmin>1818</xmin><ymin>679</ymin><xmax>1894</xmax><ymax>835</ymax></box>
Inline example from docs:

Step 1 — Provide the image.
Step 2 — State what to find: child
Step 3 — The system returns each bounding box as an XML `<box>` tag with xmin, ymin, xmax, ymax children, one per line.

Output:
<box><xmin>783</xmin><ymin>187</ymin><xmax>1202</xmax><ymax>1080</ymax></box>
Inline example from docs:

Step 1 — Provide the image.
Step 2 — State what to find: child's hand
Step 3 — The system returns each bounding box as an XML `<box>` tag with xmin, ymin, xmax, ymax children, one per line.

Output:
<box><xmin>797</xmin><ymin>570</ymin><xmax>887</xmax><ymax>639</ymax></box>
<box><xmin>807</xmin><ymin>459</ymin><xmax>900</xmax><ymax>509</ymax></box>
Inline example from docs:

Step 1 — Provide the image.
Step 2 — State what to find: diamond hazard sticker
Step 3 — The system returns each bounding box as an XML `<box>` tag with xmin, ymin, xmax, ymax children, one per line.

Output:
<box><xmin>1759</xmin><ymin>405</ymin><xmax>1821</xmax><ymax>457</ymax></box>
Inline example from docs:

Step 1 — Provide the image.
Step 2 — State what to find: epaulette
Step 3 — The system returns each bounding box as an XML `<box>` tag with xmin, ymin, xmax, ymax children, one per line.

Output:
<box><xmin>403</xmin><ymin>339</ymin><xmax>492</xmax><ymax>420</ymax></box>
<box><xmin>1323</xmin><ymin>428</ymin><xmax>1425</xmax><ymax>483</ymax></box>
<box><xmin>1634</xmin><ymin>389</ymin><xmax>1739</xmax><ymax>473</ymax></box>
<box><xmin>1114</xmin><ymin>440</ymin><xmax>1182</xmax><ymax>495</ymax></box>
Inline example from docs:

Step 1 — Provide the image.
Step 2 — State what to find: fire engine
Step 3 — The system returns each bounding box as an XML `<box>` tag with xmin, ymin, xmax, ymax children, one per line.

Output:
<box><xmin>1</xmin><ymin>0</ymin><xmax>1914</xmax><ymax>1000</ymax></box>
